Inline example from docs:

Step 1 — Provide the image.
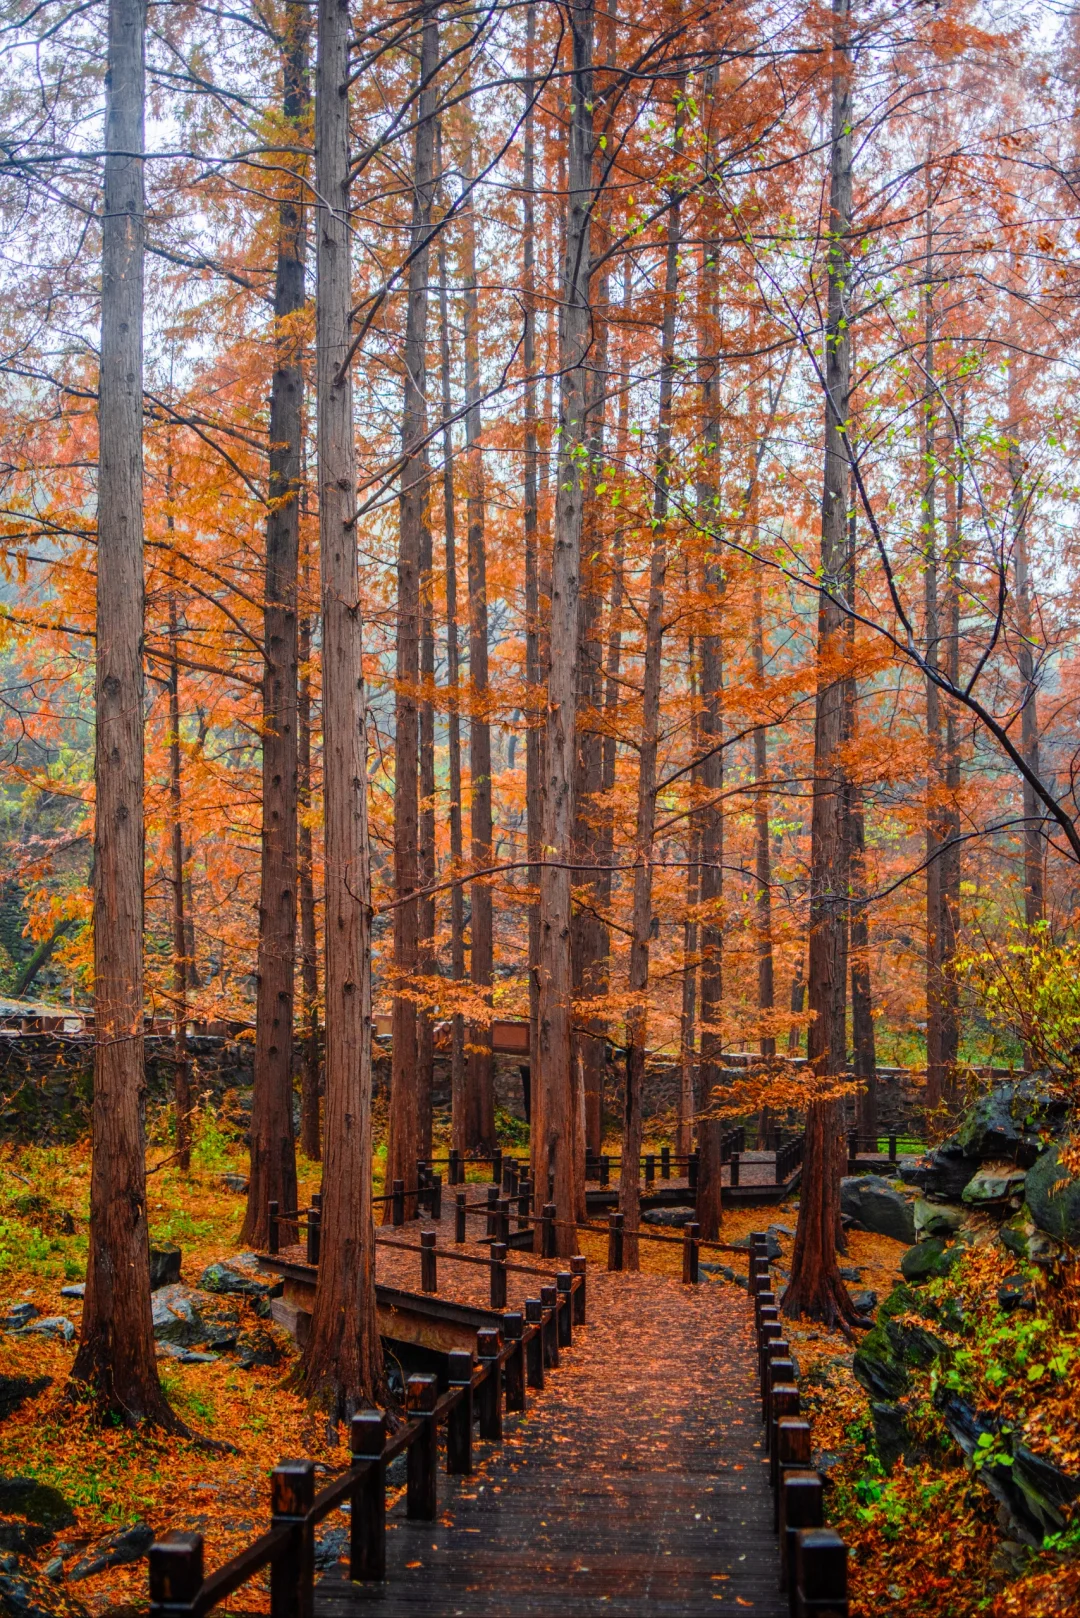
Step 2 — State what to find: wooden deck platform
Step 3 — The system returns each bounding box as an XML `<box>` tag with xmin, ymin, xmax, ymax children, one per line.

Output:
<box><xmin>314</xmin><ymin>1269</ymin><xmax>786</xmax><ymax>1617</ymax></box>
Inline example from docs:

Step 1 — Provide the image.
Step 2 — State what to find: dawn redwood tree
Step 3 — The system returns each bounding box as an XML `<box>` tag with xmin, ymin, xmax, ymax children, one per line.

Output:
<box><xmin>299</xmin><ymin>0</ymin><xmax>380</xmax><ymax>1414</ymax></box>
<box><xmin>533</xmin><ymin>0</ymin><xmax>594</xmax><ymax>1250</ymax></box>
<box><xmin>783</xmin><ymin>0</ymin><xmax>861</xmax><ymax>1329</ymax></box>
<box><xmin>69</xmin><ymin>0</ymin><xmax>177</xmax><ymax>1425</ymax></box>
<box><xmin>244</xmin><ymin>0</ymin><xmax>308</xmax><ymax>1247</ymax></box>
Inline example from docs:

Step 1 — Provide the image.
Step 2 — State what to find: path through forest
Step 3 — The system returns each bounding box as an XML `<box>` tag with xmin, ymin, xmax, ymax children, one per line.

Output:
<box><xmin>317</xmin><ymin>1270</ymin><xmax>786</xmax><ymax>1616</ymax></box>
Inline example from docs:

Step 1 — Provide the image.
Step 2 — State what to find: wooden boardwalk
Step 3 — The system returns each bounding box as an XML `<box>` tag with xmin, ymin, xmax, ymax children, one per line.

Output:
<box><xmin>316</xmin><ymin>1270</ymin><xmax>786</xmax><ymax>1617</ymax></box>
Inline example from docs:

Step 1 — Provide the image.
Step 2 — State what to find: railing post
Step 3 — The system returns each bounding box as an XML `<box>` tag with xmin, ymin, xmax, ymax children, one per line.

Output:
<box><xmin>757</xmin><ymin>1320</ymin><xmax>782</xmax><ymax>1402</ymax></box>
<box><xmin>660</xmin><ymin>1145</ymin><xmax>670</xmax><ymax>1180</ymax></box>
<box><xmin>644</xmin><ymin>1153</ymin><xmax>655</xmax><ymax>1188</ymax></box>
<box><xmin>517</xmin><ymin>1176</ymin><xmax>531</xmax><ymax>1231</ymax></box>
<box><xmin>446</xmin><ymin>1350</ymin><xmax>474</xmax><ymax>1475</ymax></box>
<box><xmin>730</xmin><ymin>1151</ymin><xmax>740</xmax><ymax>1188</ymax></box>
<box><xmin>773</xmin><ymin>1415</ymin><xmax>812</xmax><ymax>1520</ymax></box>
<box><xmin>607</xmin><ymin>1211</ymin><xmax>624</xmax><ymax>1272</ymax></box>
<box><xmin>571</xmin><ymin>1254</ymin><xmax>587</xmax><ymax>1325</ymax></box>
<box><xmin>477</xmin><ymin>1327</ymin><xmax>503</xmax><ymax>1443</ymax></box>
<box><xmin>768</xmin><ymin>1382</ymin><xmax>801</xmax><ymax>1470</ymax></box>
<box><xmin>780</xmin><ymin>1471</ymin><xmax>823</xmax><ymax>1594</ymax></box>
<box><xmin>455</xmin><ymin>1190</ymin><xmax>467</xmax><ymax>1243</ymax></box>
<box><xmin>524</xmin><ymin>1297</ymin><xmax>544</xmax><ymax>1389</ymax></box>
<box><xmin>556</xmin><ymin>1272</ymin><xmax>573</xmax><ymax>1346</ymax></box>
<box><xmin>416</xmin><ymin>1159</ymin><xmax>429</xmax><ymax>1216</ymax></box>
<box><xmin>491</xmin><ymin>1147</ymin><xmax>503</xmax><ymax>1191</ymax></box>
<box><xmin>793</xmin><ymin>1526</ymin><xmax>848</xmax><ymax>1617</ymax></box>
<box><xmin>149</xmin><ymin>1530</ymin><xmax>203</xmax><ymax>1616</ymax></box>
<box><xmin>599</xmin><ymin>1153</ymin><xmax>610</xmax><ymax>1188</ymax></box>
<box><xmin>751</xmin><ymin>1257</ymin><xmax>770</xmax><ymax>1296</ymax></box>
<box><xmin>349</xmin><ymin>1410</ymin><xmax>386</xmax><ymax>1581</ymax></box>
<box><xmin>682</xmin><ymin>1220</ymin><xmax>700</xmax><ymax>1285</ymax></box>
<box><xmin>847</xmin><ymin>1131</ymin><xmax>858</xmax><ymax>1175</ymax></box>
<box><xmin>585</xmin><ymin>1149</ymin><xmax>597</xmax><ymax>1182</ymax></box>
<box><xmin>541</xmin><ymin>1201</ymin><xmax>557</xmax><ymax>1259</ymax></box>
<box><xmin>267</xmin><ymin>1201</ymin><xmax>279</xmax><ymax>1256</ymax></box>
<box><xmin>496</xmin><ymin>1197</ymin><xmax>511</xmax><ymax>1244</ymax></box>
<box><xmin>764</xmin><ymin>1357</ymin><xmax>796</xmax><ymax>1433</ymax></box>
<box><xmin>688</xmin><ymin>1150</ymin><xmax>699</xmax><ymax>1194</ymax></box>
<box><xmin>540</xmin><ymin>1283</ymin><xmax>560</xmax><ymax>1369</ymax></box>
<box><xmin>269</xmin><ymin>1459</ymin><xmax>314</xmax><ymax>1618</ymax></box>
<box><xmin>448</xmin><ymin>1147</ymin><xmax>461</xmax><ymax>1186</ymax></box>
<box><xmin>489</xmin><ymin>1241</ymin><xmax>508</xmax><ymax>1309</ymax></box>
<box><xmin>420</xmin><ymin>1228</ymin><xmax>437</xmax><ymax>1293</ymax></box>
<box><xmin>888</xmin><ymin>1132</ymin><xmax>898</xmax><ymax>1163</ymax></box>
<box><xmin>405</xmin><ymin>1374</ymin><xmax>438</xmax><ymax>1521</ymax></box>
<box><xmin>502</xmin><ymin>1311</ymin><xmax>526</xmax><ymax>1413</ymax></box>
<box><xmin>430</xmin><ymin>1173</ymin><xmax>442</xmax><ymax>1222</ymax></box>
<box><xmin>392</xmin><ymin>1178</ymin><xmax>405</xmax><ymax>1227</ymax></box>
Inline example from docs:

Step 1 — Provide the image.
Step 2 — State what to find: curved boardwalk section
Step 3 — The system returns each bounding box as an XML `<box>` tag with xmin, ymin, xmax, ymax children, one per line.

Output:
<box><xmin>317</xmin><ymin>1271</ymin><xmax>785</xmax><ymax>1617</ymax></box>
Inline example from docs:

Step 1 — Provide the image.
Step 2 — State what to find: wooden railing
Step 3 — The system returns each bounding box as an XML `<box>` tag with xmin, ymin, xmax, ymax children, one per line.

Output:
<box><xmin>747</xmin><ymin>1230</ymin><xmax>850</xmax><ymax>1617</ymax></box>
<box><xmin>147</xmin><ymin>1277</ymin><xmax>584</xmax><ymax>1616</ymax></box>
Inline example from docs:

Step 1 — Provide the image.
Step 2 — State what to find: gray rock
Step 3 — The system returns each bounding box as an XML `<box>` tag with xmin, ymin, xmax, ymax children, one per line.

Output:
<box><xmin>232</xmin><ymin>1329</ymin><xmax>282</xmax><ymax>1370</ymax></box>
<box><xmin>156</xmin><ymin>1342</ymin><xmax>218</xmax><ymax>1365</ymax></box>
<box><xmin>900</xmin><ymin>1239</ymin><xmax>958</xmax><ymax>1284</ymax></box>
<box><xmin>197</xmin><ymin>1263</ymin><xmax>282</xmax><ymax>1315</ymax></box>
<box><xmin>67</xmin><ymin>1522</ymin><xmax>154</xmax><ymax>1582</ymax></box>
<box><xmin>151</xmin><ymin>1285</ymin><xmax>204</xmax><ymax>1347</ymax></box>
<box><xmin>839</xmin><ymin>1266</ymin><xmax>864</xmax><ymax>1281</ymax></box>
<box><xmin>314</xmin><ymin>1525</ymin><xmax>348</xmax><ymax>1572</ymax></box>
<box><xmin>936</xmin><ymin>1391</ymin><xmax>1080</xmax><ymax>1543</ymax></box>
<box><xmin>0</xmin><ymin>1306</ymin><xmax>37</xmax><ymax>1332</ymax></box>
<box><xmin>0</xmin><ymin>1378</ymin><xmax>51</xmax><ymax>1422</ymax></box>
<box><xmin>914</xmin><ymin>1199</ymin><xmax>966</xmax><ymax>1239</ymax></box>
<box><xmin>20</xmin><ymin>1319</ymin><xmax>74</xmax><ymax>1344</ymax></box>
<box><xmin>59</xmin><ymin>1285</ymin><xmax>85</xmax><ymax>1300</ymax></box>
<box><xmin>731</xmin><ymin>1232</ymin><xmax>782</xmax><ymax>1259</ymax></box>
<box><xmin>149</xmin><ymin>1245</ymin><xmax>182</xmax><ymax>1291</ymax></box>
<box><xmin>956</xmin><ymin>1077</ymin><xmax>1066</xmax><ymax>1168</ymax></box>
<box><xmin>920</xmin><ymin>1141</ymin><xmax>984</xmax><ymax>1200</ymax></box>
<box><xmin>221</xmin><ymin>1175</ymin><xmax>249</xmax><ymax>1194</ymax></box>
<box><xmin>0</xmin><ymin>1570</ymin><xmax>89</xmax><ymax>1616</ymax></box>
<box><xmin>997</xmin><ymin>1275</ymin><xmax>1036</xmax><ymax>1313</ymax></box>
<box><xmin>961</xmin><ymin>1167</ymin><xmax>1027</xmax><ymax>1207</ymax></box>
<box><xmin>0</xmin><ymin>1520</ymin><xmax>52</xmax><ymax>1555</ymax></box>
<box><xmin>839</xmin><ymin>1176</ymin><xmax>916</xmax><ymax>1244</ymax></box>
<box><xmin>640</xmin><ymin>1206</ymin><xmax>697</xmax><ymax>1228</ymax></box>
<box><xmin>768</xmin><ymin>1223</ymin><xmax>795</xmax><ymax>1238</ymax></box>
<box><xmin>41</xmin><ymin>1560</ymin><xmax>62</xmax><ymax>1582</ymax></box>
<box><xmin>850</xmin><ymin>1289</ymin><xmax>878</xmax><ymax>1314</ymax></box>
<box><xmin>0</xmin><ymin>1479</ymin><xmax>75</xmax><ymax>1532</ymax></box>
<box><xmin>1026</xmin><ymin>1147</ymin><xmax>1080</xmax><ymax>1246</ymax></box>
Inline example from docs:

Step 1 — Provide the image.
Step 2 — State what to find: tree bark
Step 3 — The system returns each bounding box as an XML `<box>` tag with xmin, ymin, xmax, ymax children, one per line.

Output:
<box><xmin>922</xmin><ymin>191</ymin><xmax>945</xmax><ymax>1114</ymax></box>
<box><xmin>70</xmin><ymin>0</ymin><xmax>174</xmax><ymax>1426</ymax></box>
<box><xmin>523</xmin><ymin>7</ymin><xmax>544</xmax><ymax>1132</ymax></box>
<box><xmin>461</xmin><ymin>139</ymin><xmax>495</xmax><ymax>1153</ymax></box>
<box><xmin>299</xmin><ymin>0</ymin><xmax>381</xmax><ymax>1416</ymax></box>
<box><xmin>940</xmin><ymin>394</ymin><xmax>964</xmax><ymax>1105</ymax></box>
<box><xmin>1008</xmin><ymin>364</ymin><xmax>1044</xmax><ymax>932</ymax></box>
<box><xmin>751</xmin><ymin>559</ymin><xmax>775</xmax><ymax>1056</ymax></box>
<box><xmin>437</xmin><ymin>232</ymin><xmax>468</xmax><ymax>1153</ymax></box>
<box><xmin>386</xmin><ymin>7</ymin><xmax>438</xmax><ymax>1211</ymax></box>
<box><xmin>783</xmin><ymin>0</ymin><xmax>860</xmax><ymax>1329</ymax></box>
<box><xmin>244</xmin><ymin>0</ymin><xmax>308</xmax><ymax>1246</ymax></box>
<box><xmin>534</xmin><ymin>0</ymin><xmax>593</xmax><ymax>1251</ymax></box>
<box><xmin>168</xmin><ymin>596</ymin><xmax>190</xmax><ymax>1171</ymax></box>
<box><xmin>298</xmin><ymin>604</ymin><xmax>321</xmax><ymax>1160</ymax></box>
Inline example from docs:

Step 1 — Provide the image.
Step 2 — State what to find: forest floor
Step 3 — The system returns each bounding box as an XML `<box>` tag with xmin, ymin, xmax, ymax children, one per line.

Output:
<box><xmin>0</xmin><ymin>1109</ymin><xmax>1076</xmax><ymax>1616</ymax></box>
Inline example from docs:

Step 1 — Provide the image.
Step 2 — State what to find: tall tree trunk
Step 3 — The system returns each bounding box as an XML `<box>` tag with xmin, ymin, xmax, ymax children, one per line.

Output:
<box><xmin>244</xmin><ymin>0</ymin><xmax>308</xmax><ymax>1245</ymax></box>
<box><xmin>1008</xmin><ymin>365</ymin><xmax>1044</xmax><ymax>932</ymax></box>
<box><xmin>461</xmin><ymin>139</ymin><xmax>496</xmax><ymax>1152</ymax></box>
<box><xmin>437</xmin><ymin>234</ymin><xmax>468</xmax><ymax>1152</ymax></box>
<box><xmin>299</xmin><ymin>0</ymin><xmax>380</xmax><ymax>1415</ymax></box>
<box><xmin>418</xmin><ymin>507</ymin><xmax>437</xmax><ymax>1159</ymax></box>
<box><xmin>70</xmin><ymin>0</ymin><xmax>174</xmax><ymax>1426</ymax></box>
<box><xmin>783</xmin><ymin>0</ymin><xmax>859</xmax><ymax>1328</ymax></box>
<box><xmin>534</xmin><ymin>0</ymin><xmax>593</xmax><ymax>1250</ymax></box>
<box><xmin>298</xmin><ymin>604</ymin><xmax>321</xmax><ymax>1160</ymax></box>
<box><xmin>846</xmin><ymin>490</ymin><xmax>877</xmax><ymax>1137</ymax></box>
<box><xmin>788</xmin><ymin>959</ymin><xmax>805</xmax><ymax>1055</ymax></box>
<box><xmin>168</xmin><ymin>596</ymin><xmax>190</xmax><ymax>1171</ymax></box>
<box><xmin>386</xmin><ymin>8</ymin><xmax>438</xmax><ymax>1212</ymax></box>
<box><xmin>523</xmin><ymin>6</ymin><xmax>544</xmax><ymax>1130</ymax></box>
<box><xmin>751</xmin><ymin>559</ymin><xmax>775</xmax><ymax>1056</ymax></box>
<box><xmin>678</xmin><ymin>626</ymin><xmax>699</xmax><ymax>1160</ymax></box>
<box><xmin>922</xmin><ymin>192</ymin><xmax>945</xmax><ymax>1114</ymax></box>
<box><xmin>940</xmin><ymin>393</ymin><xmax>964</xmax><ymax>1104</ymax></box>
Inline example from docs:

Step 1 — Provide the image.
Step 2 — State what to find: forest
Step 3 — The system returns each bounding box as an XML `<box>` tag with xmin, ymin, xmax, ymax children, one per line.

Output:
<box><xmin>0</xmin><ymin>0</ymin><xmax>1079</xmax><ymax>1614</ymax></box>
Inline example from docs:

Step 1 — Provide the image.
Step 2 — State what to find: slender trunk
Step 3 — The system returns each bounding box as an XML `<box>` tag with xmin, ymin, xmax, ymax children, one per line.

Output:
<box><xmin>751</xmin><ymin>560</ymin><xmax>775</xmax><ymax>1056</ymax></box>
<box><xmin>245</xmin><ymin>0</ymin><xmax>308</xmax><ymax>1245</ymax></box>
<box><xmin>387</xmin><ymin>9</ymin><xmax>438</xmax><ymax>1211</ymax></box>
<box><xmin>788</xmin><ymin>959</ymin><xmax>805</xmax><ymax>1055</ymax></box>
<box><xmin>846</xmin><ymin>470</ymin><xmax>876</xmax><ymax>1137</ymax></box>
<box><xmin>523</xmin><ymin>7</ymin><xmax>544</xmax><ymax>1130</ymax></box>
<box><xmin>923</xmin><ymin>192</ymin><xmax>945</xmax><ymax>1114</ymax></box>
<box><xmin>1009</xmin><ymin>366</ymin><xmax>1044</xmax><ymax>931</ymax></box>
<box><xmin>299</xmin><ymin>0</ymin><xmax>380</xmax><ymax>1414</ymax></box>
<box><xmin>418</xmin><ymin>505</ymin><xmax>436</xmax><ymax>1159</ymax></box>
<box><xmin>678</xmin><ymin>631</ymin><xmax>699</xmax><ymax>1160</ymax></box>
<box><xmin>168</xmin><ymin>596</ymin><xmax>190</xmax><ymax>1171</ymax></box>
<box><xmin>461</xmin><ymin>141</ymin><xmax>496</xmax><ymax>1152</ymax></box>
<box><xmin>940</xmin><ymin>394</ymin><xmax>964</xmax><ymax>1103</ymax></box>
<box><xmin>71</xmin><ymin>0</ymin><xmax>173</xmax><ymax>1425</ymax></box>
<box><xmin>437</xmin><ymin>236</ymin><xmax>468</xmax><ymax>1152</ymax></box>
<box><xmin>298</xmin><ymin>605</ymin><xmax>321</xmax><ymax>1160</ymax></box>
<box><xmin>784</xmin><ymin>0</ymin><xmax>859</xmax><ymax>1328</ymax></box>
<box><xmin>535</xmin><ymin>0</ymin><xmax>593</xmax><ymax>1250</ymax></box>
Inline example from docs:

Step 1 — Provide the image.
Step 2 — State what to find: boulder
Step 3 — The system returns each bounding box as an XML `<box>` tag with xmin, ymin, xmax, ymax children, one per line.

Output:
<box><xmin>67</xmin><ymin>1522</ymin><xmax>154</xmax><ymax>1582</ymax></box>
<box><xmin>197</xmin><ymin>1264</ymin><xmax>282</xmax><ymax>1316</ymax></box>
<box><xmin>962</xmin><ymin>1166</ymin><xmax>1028</xmax><ymax>1207</ymax></box>
<box><xmin>640</xmin><ymin>1206</ymin><xmax>697</xmax><ymax>1228</ymax></box>
<box><xmin>850</xmin><ymin>1289</ymin><xmax>877</xmax><ymax>1315</ymax></box>
<box><xmin>0</xmin><ymin>1570</ymin><xmax>89</xmax><ymax>1616</ymax></box>
<box><xmin>936</xmin><ymin>1391</ymin><xmax>1080</xmax><ymax>1544</ymax></box>
<box><xmin>997</xmin><ymin>1274</ymin><xmax>1037</xmax><ymax>1313</ymax></box>
<box><xmin>20</xmin><ymin>1320</ymin><xmax>74</xmax><ymax>1344</ymax></box>
<box><xmin>914</xmin><ymin>1199</ymin><xmax>966</xmax><ymax>1239</ymax></box>
<box><xmin>0</xmin><ymin>1521</ymin><xmax>52</xmax><ymax>1555</ymax></box>
<box><xmin>58</xmin><ymin>1286</ymin><xmax>84</xmax><ymax>1301</ymax></box>
<box><xmin>0</xmin><ymin>1480</ymin><xmax>74</xmax><ymax>1532</ymax></box>
<box><xmin>956</xmin><ymin>1077</ymin><xmax>1066</xmax><ymax>1168</ymax></box>
<box><xmin>149</xmin><ymin>1246</ymin><xmax>182</xmax><ymax>1291</ymax></box>
<box><xmin>1025</xmin><ymin>1147</ymin><xmax>1080</xmax><ymax>1246</ymax></box>
<box><xmin>870</xmin><ymin>1401</ymin><xmax>909</xmax><ymax>1470</ymax></box>
<box><xmin>0</xmin><ymin>1307</ymin><xmax>37</xmax><ymax>1333</ymax></box>
<box><xmin>839</xmin><ymin>1176</ymin><xmax>916</xmax><ymax>1244</ymax></box>
<box><xmin>221</xmin><ymin>1175</ymin><xmax>249</xmax><ymax>1194</ymax></box>
<box><xmin>853</xmin><ymin>1325</ymin><xmax>909</xmax><ymax>1402</ymax></box>
<box><xmin>920</xmin><ymin>1141</ymin><xmax>984</xmax><ymax>1200</ymax></box>
<box><xmin>150</xmin><ymin>1285</ymin><xmax>205</xmax><ymax>1347</ymax></box>
<box><xmin>0</xmin><ymin>1378</ymin><xmax>50</xmax><ymax>1423</ymax></box>
<box><xmin>730</xmin><ymin>1232</ymin><xmax>782</xmax><ymax>1259</ymax></box>
<box><xmin>900</xmin><ymin>1239</ymin><xmax>958</xmax><ymax>1284</ymax></box>
<box><xmin>232</xmin><ymin>1329</ymin><xmax>282</xmax><ymax>1370</ymax></box>
<box><xmin>156</xmin><ymin>1343</ymin><xmax>218</xmax><ymax>1365</ymax></box>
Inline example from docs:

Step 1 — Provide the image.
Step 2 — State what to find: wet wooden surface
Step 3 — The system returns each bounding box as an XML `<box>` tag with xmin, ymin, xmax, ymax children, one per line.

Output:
<box><xmin>314</xmin><ymin>1269</ymin><xmax>786</xmax><ymax>1617</ymax></box>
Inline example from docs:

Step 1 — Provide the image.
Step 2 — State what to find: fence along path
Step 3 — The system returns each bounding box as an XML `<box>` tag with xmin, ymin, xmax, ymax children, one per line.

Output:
<box><xmin>316</xmin><ymin>1268</ymin><xmax>787</xmax><ymax>1618</ymax></box>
